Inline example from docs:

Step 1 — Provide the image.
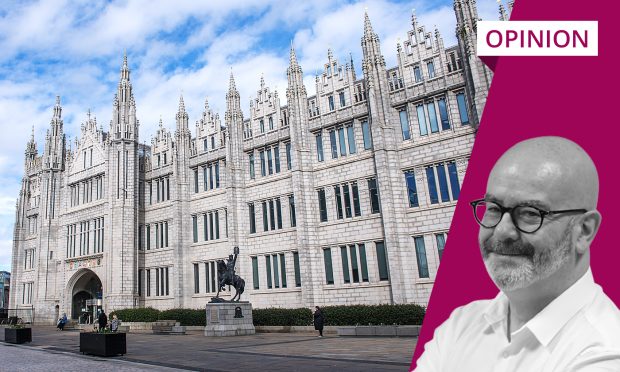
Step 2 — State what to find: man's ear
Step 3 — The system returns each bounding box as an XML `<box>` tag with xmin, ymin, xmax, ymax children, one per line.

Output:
<box><xmin>574</xmin><ymin>210</ymin><xmax>602</xmax><ymax>254</ymax></box>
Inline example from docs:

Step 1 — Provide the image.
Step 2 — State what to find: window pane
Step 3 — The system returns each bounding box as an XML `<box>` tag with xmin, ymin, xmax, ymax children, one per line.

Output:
<box><xmin>316</xmin><ymin>134</ymin><xmax>324</xmax><ymax>162</ymax></box>
<box><xmin>426</xmin><ymin>167</ymin><xmax>439</xmax><ymax>204</ymax></box>
<box><xmin>329</xmin><ymin>130</ymin><xmax>338</xmax><ymax>159</ymax></box>
<box><xmin>338</xmin><ymin>127</ymin><xmax>347</xmax><ymax>156</ymax></box>
<box><xmin>262</xmin><ymin>201</ymin><xmax>268</xmax><ymax>231</ymax></box>
<box><xmin>427</xmin><ymin>102</ymin><xmax>439</xmax><ymax>133</ymax></box>
<box><xmin>289</xmin><ymin>195</ymin><xmax>296</xmax><ymax>227</ymax></box>
<box><xmin>376</xmin><ymin>242</ymin><xmax>389</xmax><ymax>280</ymax></box>
<box><xmin>318</xmin><ymin>189</ymin><xmax>328</xmax><ymax>222</ymax></box>
<box><xmin>274</xmin><ymin>146</ymin><xmax>281</xmax><ymax>173</ymax></box>
<box><xmin>260</xmin><ymin>151</ymin><xmax>266</xmax><ymax>176</ymax></box>
<box><xmin>362</xmin><ymin>120</ymin><xmax>372</xmax><ymax>150</ymax></box>
<box><xmin>286</xmin><ymin>143</ymin><xmax>292</xmax><ymax>170</ymax></box>
<box><xmin>293</xmin><ymin>251</ymin><xmax>301</xmax><ymax>287</ymax></box>
<box><xmin>279</xmin><ymin>253</ymin><xmax>287</xmax><ymax>288</ymax></box>
<box><xmin>323</xmin><ymin>248</ymin><xmax>334</xmax><ymax>284</ymax></box>
<box><xmin>352</xmin><ymin>182</ymin><xmax>361</xmax><ymax>216</ymax></box>
<box><xmin>448</xmin><ymin>162</ymin><xmax>461</xmax><ymax>200</ymax></box>
<box><xmin>414</xmin><ymin>236</ymin><xmax>430</xmax><ymax>278</ymax></box>
<box><xmin>340</xmin><ymin>246</ymin><xmax>350</xmax><ymax>283</ymax></box>
<box><xmin>276</xmin><ymin>198</ymin><xmax>282</xmax><ymax>229</ymax></box>
<box><xmin>192</xmin><ymin>215</ymin><xmax>198</xmax><ymax>243</ymax></box>
<box><xmin>343</xmin><ymin>184</ymin><xmax>352</xmax><ymax>218</ymax></box>
<box><xmin>194</xmin><ymin>264</ymin><xmax>200</xmax><ymax>294</ymax></box>
<box><xmin>456</xmin><ymin>93</ymin><xmax>470</xmax><ymax>125</ymax></box>
<box><xmin>437</xmin><ymin>164</ymin><xmax>450</xmax><ymax>202</ymax></box>
<box><xmin>416</xmin><ymin>105</ymin><xmax>427</xmax><ymax>136</ymax></box>
<box><xmin>437</xmin><ymin>98</ymin><xmax>451</xmax><ymax>130</ymax></box>
<box><xmin>405</xmin><ymin>171</ymin><xmax>419</xmax><ymax>207</ymax></box>
<box><xmin>368</xmin><ymin>178</ymin><xmax>380</xmax><ymax>213</ymax></box>
<box><xmin>267</xmin><ymin>149</ymin><xmax>273</xmax><ymax>175</ymax></box>
<box><xmin>436</xmin><ymin>234</ymin><xmax>446</xmax><ymax>261</ymax></box>
<box><xmin>334</xmin><ymin>185</ymin><xmax>343</xmax><ymax>219</ymax></box>
<box><xmin>359</xmin><ymin>244</ymin><xmax>369</xmax><ymax>282</ymax></box>
<box><xmin>350</xmin><ymin>245</ymin><xmax>359</xmax><ymax>283</ymax></box>
<box><xmin>269</xmin><ymin>200</ymin><xmax>275</xmax><ymax>230</ymax></box>
<box><xmin>399</xmin><ymin>110</ymin><xmax>411</xmax><ymax>140</ymax></box>
<box><xmin>347</xmin><ymin>126</ymin><xmax>356</xmax><ymax>154</ymax></box>
<box><xmin>249</xmin><ymin>204</ymin><xmax>256</xmax><ymax>234</ymax></box>
<box><xmin>265</xmin><ymin>256</ymin><xmax>272</xmax><ymax>289</ymax></box>
<box><xmin>272</xmin><ymin>255</ymin><xmax>279</xmax><ymax>288</ymax></box>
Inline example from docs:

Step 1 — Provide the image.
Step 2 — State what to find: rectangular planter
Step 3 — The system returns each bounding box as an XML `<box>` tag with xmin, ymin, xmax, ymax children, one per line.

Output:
<box><xmin>79</xmin><ymin>332</ymin><xmax>126</xmax><ymax>357</ymax></box>
<box><xmin>4</xmin><ymin>327</ymin><xmax>32</xmax><ymax>344</ymax></box>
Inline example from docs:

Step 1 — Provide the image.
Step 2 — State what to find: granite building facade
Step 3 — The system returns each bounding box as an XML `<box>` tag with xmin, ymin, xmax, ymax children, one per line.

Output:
<box><xmin>10</xmin><ymin>1</ymin><xmax>498</xmax><ymax>323</ymax></box>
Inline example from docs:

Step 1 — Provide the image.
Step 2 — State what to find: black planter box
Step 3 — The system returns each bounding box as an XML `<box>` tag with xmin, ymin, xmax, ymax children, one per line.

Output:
<box><xmin>79</xmin><ymin>332</ymin><xmax>126</xmax><ymax>356</ymax></box>
<box><xmin>4</xmin><ymin>327</ymin><xmax>32</xmax><ymax>344</ymax></box>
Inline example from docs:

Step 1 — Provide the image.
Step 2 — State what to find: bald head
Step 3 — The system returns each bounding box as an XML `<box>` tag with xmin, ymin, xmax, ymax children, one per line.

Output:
<box><xmin>489</xmin><ymin>137</ymin><xmax>598</xmax><ymax>210</ymax></box>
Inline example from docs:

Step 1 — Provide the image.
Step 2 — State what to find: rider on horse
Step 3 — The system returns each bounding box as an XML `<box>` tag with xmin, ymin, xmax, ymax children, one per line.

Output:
<box><xmin>219</xmin><ymin>252</ymin><xmax>237</xmax><ymax>290</ymax></box>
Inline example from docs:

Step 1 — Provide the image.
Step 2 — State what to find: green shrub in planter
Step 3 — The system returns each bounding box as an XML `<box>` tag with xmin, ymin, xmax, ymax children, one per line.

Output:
<box><xmin>252</xmin><ymin>308</ymin><xmax>313</xmax><ymax>326</ymax></box>
<box><xmin>111</xmin><ymin>307</ymin><xmax>160</xmax><ymax>322</ymax></box>
<box><xmin>159</xmin><ymin>309</ymin><xmax>204</xmax><ymax>326</ymax></box>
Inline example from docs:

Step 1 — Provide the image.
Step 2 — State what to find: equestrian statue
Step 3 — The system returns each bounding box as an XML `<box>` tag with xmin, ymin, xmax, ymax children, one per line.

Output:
<box><xmin>213</xmin><ymin>246</ymin><xmax>245</xmax><ymax>302</ymax></box>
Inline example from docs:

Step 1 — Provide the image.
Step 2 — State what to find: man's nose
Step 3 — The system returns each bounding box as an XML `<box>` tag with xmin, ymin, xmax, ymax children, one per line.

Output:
<box><xmin>493</xmin><ymin>212</ymin><xmax>519</xmax><ymax>240</ymax></box>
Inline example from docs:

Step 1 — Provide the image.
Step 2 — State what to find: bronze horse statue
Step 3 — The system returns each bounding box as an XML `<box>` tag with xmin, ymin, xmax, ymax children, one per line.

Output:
<box><xmin>215</xmin><ymin>260</ymin><xmax>245</xmax><ymax>302</ymax></box>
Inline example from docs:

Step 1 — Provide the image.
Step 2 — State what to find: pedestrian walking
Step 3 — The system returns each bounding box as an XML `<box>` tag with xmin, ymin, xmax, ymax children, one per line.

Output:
<box><xmin>313</xmin><ymin>306</ymin><xmax>325</xmax><ymax>337</ymax></box>
<box><xmin>110</xmin><ymin>314</ymin><xmax>120</xmax><ymax>332</ymax></box>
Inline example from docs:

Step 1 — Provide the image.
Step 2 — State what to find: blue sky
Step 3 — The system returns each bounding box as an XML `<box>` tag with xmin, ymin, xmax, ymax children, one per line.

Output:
<box><xmin>0</xmin><ymin>0</ymin><xmax>500</xmax><ymax>272</ymax></box>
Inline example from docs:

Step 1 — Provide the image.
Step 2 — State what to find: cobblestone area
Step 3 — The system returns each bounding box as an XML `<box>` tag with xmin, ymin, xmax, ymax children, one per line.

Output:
<box><xmin>1</xmin><ymin>326</ymin><xmax>416</xmax><ymax>371</ymax></box>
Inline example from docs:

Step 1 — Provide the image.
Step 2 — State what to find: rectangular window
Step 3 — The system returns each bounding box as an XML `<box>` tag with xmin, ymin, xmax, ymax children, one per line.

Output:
<box><xmin>359</xmin><ymin>244</ymin><xmax>369</xmax><ymax>282</ymax></box>
<box><xmin>427</xmin><ymin>61</ymin><xmax>435</xmax><ymax>78</ymax></box>
<box><xmin>340</xmin><ymin>246</ymin><xmax>350</xmax><ymax>283</ymax></box>
<box><xmin>209</xmin><ymin>212</ymin><xmax>214</xmax><ymax>240</ymax></box>
<box><xmin>416</xmin><ymin>104</ymin><xmax>427</xmax><ymax>136</ymax></box>
<box><xmin>252</xmin><ymin>257</ymin><xmax>260</xmax><ymax>290</ymax></box>
<box><xmin>146</xmin><ymin>225</ymin><xmax>150</xmax><ymax>250</ymax></box>
<box><xmin>203</xmin><ymin>166</ymin><xmax>208</xmax><ymax>191</ymax></box>
<box><xmin>146</xmin><ymin>269</ymin><xmax>151</xmax><ymax>296</ymax></box>
<box><xmin>210</xmin><ymin>262</ymin><xmax>216</xmax><ymax>293</ymax></box>
<box><xmin>318</xmin><ymin>189</ymin><xmax>328</xmax><ymax>222</ymax></box>
<box><xmin>279</xmin><ymin>254</ymin><xmax>287</xmax><ymax>288</ymax></box>
<box><xmin>194</xmin><ymin>169</ymin><xmax>199</xmax><ymax>193</ymax></box>
<box><xmin>405</xmin><ymin>170</ymin><xmax>419</xmax><ymax>207</ymax></box>
<box><xmin>249</xmin><ymin>154</ymin><xmax>255</xmax><ymax>179</ymax></box>
<box><xmin>289</xmin><ymin>195</ymin><xmax>296</xmax><ymax>227</ymax></box>
<box><xmin>194</xmin><ymin>263</ymin><xmax>200</xmax><ymax>294</ymax></box>
<box><xmin>138</xmin><ymin>269</ymin><xmax>143</xmax><ymax>296</ymax></box>
<box><xmin>346</xmin><ymin>126</ymin><xmax>356</xmax><ymax>154</ymax></box>
<box><xmin>268</xmin><ymin>116</ymin><xmax>274</xmax><ymax>130</ymax></box>
<box><xmin>350</xmin><ymin>245</ymin><xmax>360</xmax><ymax>283</ymax></box>
<box><xmin>275</xmin><ymin>198</ymin><xmax>282</xmax><ymax>229</ymax></box>
<box><xmin>203</xmin><ymin>213</ymin><xmax>208</xmax><ymax>241</ymax></box>
<box><xmin>334</xmin><ymin>185</ymin><xmax>343</xmax><ymax>219</ymax></box>
<box><xmin>215</xmin><ymin>162</ymin><xmax>220</xmax><ymax>188</ymax></box>
<box><xmin>260</xmin><ymin>151</ymin><xmax>266</xmax><ymax>177</ymax></box>
<box><xmin>215</xmin><ymin>211</ymin><xmax>220</xmax><ymax>239</ymax></box>
<box><xmin>165</xmin><ymin>267</ymin><xmax>169</xmax><ymax>296</ymax></box>
<box><xmin>436</xmin><ymin>233</ymin><xmax>446</xmax><ymax>261</ymax></box>
<box><xmin>323</xmin><ymin>248</ymin><xmax>334</xmax><ymax>285</ymax></box>
<box><xmin>329</xmin><ymin>130</ymin><xmax>338</xmax><ymax>159</ymax></box>
<box><xmin>272</xmin><ymin>255</ymin><xmax>280</xmax><ymax>288</ymax></box>
<box><xmin>376</xmin><ymin>241</ymin><xmax>389</xmax><ymax>281</ymax></box>
<box><xmin>368</xmin><ymin>178</ymin><xmax>380</xmax><ymax>214</ymax></box>
<box><xmin>338</xmin><ymin>127</ymin><xmax>347</xmax><ymax>156</ymax></box>
<box><xmin>343</xmin><ymin>184</ymin><xmax>352</xmax><ymax>218</ymax></box>
<box><xmin>414</xmin><ymin>66</ymin><xmax>422</xmax><ymax>82</ymax></box>
<box><xmin>156</xmin><ymin>268</ymin><xmax>160</xmax><ymax>296</ymax></box>
<box><xmin>351</xmin><ymin>182</ymin><xmax>361</xmax><ymax>216</ymax></box>
<box><xmin>285</xmin><ymin>143</ymin><xmax>292</xmax><ymax>170</ymax></box>
<box><xmin>426</xmin><ymin>167</ymin><xmax>439</xmax><ymax>204</ymax></box>
<box><xmin>448</xmin><ymin>162</ymin><xmax>461</xmax><ymax>200</ymax></box>
<box><xmin>269</xmin><ymin>200</ymin><xmax>276</xmax><ymax>231</ymax></box>
<box><xmin>427</xmin><ymin>102</ymin><xmax>439</xmax><ymax>133</ymax></box>
<box><xmin>415</xmin><ymin>236</ymin><xmax>430</xmax><ymax>278</ymax></box>
<box><xmin>260</xmin><ymin>119</ymin><xmax>265</xmax><ymax>133</ymax></box>
<box><xmin>361</xmin><ymin>120</ymin><xmax>372</xmax><ymax>150</ymax></box>
<box><xmin>265</xmin><ymin>256</ymin><xmax>272</xmax><ymax>289</ymax></box>
<box><xmin>456</xmin><ymin>92</ymin><xmax>470</xmax><ymax>125</ymax></box>
<box><xmin>399</xmin><ymin>109</ymin><xmax>411</xmax><ymax>140</ymax></box>
<box><xmin>209</xmin><ymin>164</ymin><xmax>214</xmax><ymax>189</ymax></box>
<box><xmin>274</xmin><ymin>146</ymin><xmax>281</xmax><ymax>173</ymax></box>
<box><xmin>339</xmin><ymin>91</ymin><xmax>346</xmax><ymax>107</ymax></box>
<box><xmin>192</xmin><ymin>215</ymin><xmax>198</xmax><ymax>243</ymax></box>
<box><xmin>267</xmin><ymin>148</ymin><xmax>273</xmax><ymax>175</ymax></box>
<box><xmin>437</xmin><ymin>98</ymin><xmax>451</xmax><ymax>130</ymax></box>
<box><xmin>316</xmin><ymin>134</ymin><xmax>324</xmax><ymax>162</ymax></box>
<box><xmin>293</xmin><ymin>251</ymin><xmax>301</xmax><ymax>287</ymax></box>
<box><xmin>328</xmin><ymin>95</ymin><xmax>334</xmax><ymax>111</ymax></box>
<box><xmin>249</xmin><ymin>203</ymin><xmax>256</xmax><ymax>234</ymax></box>
<box><xmin>262</xmin><ymin>201</ymin><xmax>268</xmax><ymax>232</ymax></box>
<box><xmin>437</xmin><ymin>163</ymin><xmax>450</xmax><ymax>202</ymax></box>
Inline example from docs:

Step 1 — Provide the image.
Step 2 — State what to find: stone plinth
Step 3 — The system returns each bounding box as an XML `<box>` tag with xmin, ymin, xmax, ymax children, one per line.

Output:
<box><xmin>205</xmin><ymin>302</ymin><xmax>255</xmax><ymax>337</ymax></box>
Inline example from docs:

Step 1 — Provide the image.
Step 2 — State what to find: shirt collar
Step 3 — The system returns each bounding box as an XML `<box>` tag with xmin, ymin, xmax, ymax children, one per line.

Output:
<box><xmin>482</xmin><ymin>269</ymin><xmax>598</xmax><ymax>346</ymax></box>
<box><xmin>524</xmin><ymin>269</ymin><xmax>598</xmax><ymax>347</ymax></box>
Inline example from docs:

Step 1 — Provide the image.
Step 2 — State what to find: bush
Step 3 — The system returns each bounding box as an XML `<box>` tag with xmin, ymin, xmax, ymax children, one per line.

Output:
<box><xmin>111</xmin><ymin>307</ymin><xmax>160</xmax><ymax>322</ymax></box>
<box><xmin>320</xmin><ymin>304</ymin><xmax>425</xmax><ymax>326</ymax></box>
<box><xmin>159</xmin><ymin>309</ymin><xmax>205</xmax><ymax>326</ymax></box>
<box><xmin>252</xmin><ymin>304</ymin><xmax>425</xmax><ymax>326</ymax></box>
<box><xmin>253</xmin><ymin>308</ymin><xmax>312</xmax><ymax>326</ymax></box>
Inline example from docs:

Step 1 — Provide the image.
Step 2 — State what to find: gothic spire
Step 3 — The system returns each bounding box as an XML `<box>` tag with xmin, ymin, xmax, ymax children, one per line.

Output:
<box><xmin>53</xmin><ymin>95</ymin><xmax>62</xmax><ymax>120</ymax></box>
<box><xmin>498</xmin><ymin>0</ymin><xmax>508</xmax><ymax>21</ymax></box>
<box><xmin>364</xmin><ymin>10</ymin><xmax>375</xmax><ymax>38</ymax></box>
<box><xmin>178</xmin><ymin>93</ymin><xmax>186</xmax><ymax>113</ymax></box>
<box><xmin>289</xmin><ymin>41</ymin><xmax>299</xmax><ymax>67</ymax></box>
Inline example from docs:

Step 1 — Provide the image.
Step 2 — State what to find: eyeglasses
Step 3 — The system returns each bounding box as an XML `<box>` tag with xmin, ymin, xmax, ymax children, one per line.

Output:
<box><xmin>469</xmin><ymin>199</ymin><xmax>587</xmax><ymax>233</ymax></box>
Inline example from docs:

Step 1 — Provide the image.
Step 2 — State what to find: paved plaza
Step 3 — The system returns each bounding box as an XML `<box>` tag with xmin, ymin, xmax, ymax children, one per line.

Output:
<box><xmin>0</xmin><ymin>326</ymin><xmax>416</xmax><ymax>371</ymax></box>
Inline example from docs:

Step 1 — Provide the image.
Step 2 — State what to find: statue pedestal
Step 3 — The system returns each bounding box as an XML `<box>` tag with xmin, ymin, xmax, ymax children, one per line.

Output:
<box><xmin>204</xmin><ymin>302</ymin><xmax>255</xmax><ymax>337</ymax></box>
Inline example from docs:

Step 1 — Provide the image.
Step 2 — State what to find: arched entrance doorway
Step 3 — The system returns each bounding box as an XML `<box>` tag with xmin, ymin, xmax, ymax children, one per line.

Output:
<box><xmin>69</xmin><ymin>269</ymin><xmax>103</xmax><ymax>323</ymax></box>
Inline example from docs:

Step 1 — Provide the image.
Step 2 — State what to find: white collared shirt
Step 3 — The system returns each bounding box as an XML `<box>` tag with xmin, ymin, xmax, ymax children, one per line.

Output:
<box><xmin>414</xmin><ymin>269</ymin><xmax>620</xmax><ymax>372</ymax></box>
